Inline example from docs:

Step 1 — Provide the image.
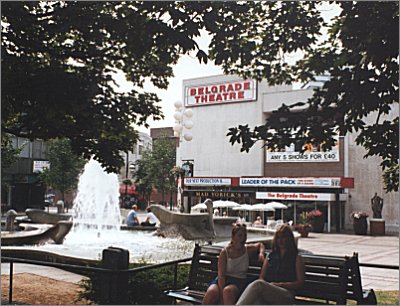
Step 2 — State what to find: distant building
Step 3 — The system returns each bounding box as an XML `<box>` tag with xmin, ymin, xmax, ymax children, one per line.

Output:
<box><xmin>2</xmin><ymin>136</ymin><xmax>48</xmax><ymax>211</ymax></box>
<box><xmin>176</xmin><ymin>74</ymin><xmax>399</xmax><ymax>233</ymax></box>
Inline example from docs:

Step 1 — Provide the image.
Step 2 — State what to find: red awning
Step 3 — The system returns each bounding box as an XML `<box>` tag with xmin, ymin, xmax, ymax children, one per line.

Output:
<box><xmin>119</xmin><ymin>184</ymin><xmax>137</xmax><ymax>195</ymax></box>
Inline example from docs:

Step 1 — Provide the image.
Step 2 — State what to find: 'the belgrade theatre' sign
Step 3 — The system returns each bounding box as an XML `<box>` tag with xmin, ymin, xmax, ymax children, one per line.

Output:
<box><xmin>184</xmin><ymin>80</ymin><xmax>257</xmax><ymax>106</ymax></box>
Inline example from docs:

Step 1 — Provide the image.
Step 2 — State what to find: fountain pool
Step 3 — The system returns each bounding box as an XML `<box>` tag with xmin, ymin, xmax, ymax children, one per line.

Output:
<box><xmin>4</xmin><ymin>159</ymin><xmax>196</xmax><ymax>263</ymax></box>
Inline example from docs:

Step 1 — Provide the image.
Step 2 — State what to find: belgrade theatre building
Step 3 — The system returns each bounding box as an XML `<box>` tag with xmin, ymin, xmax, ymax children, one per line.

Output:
<box><xmin>177</xmin><ymin>74</ymin><xmax>398</xmax><ymax>233</ymax></box>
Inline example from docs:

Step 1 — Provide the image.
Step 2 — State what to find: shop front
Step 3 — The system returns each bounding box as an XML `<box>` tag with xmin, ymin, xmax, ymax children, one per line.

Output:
<box><xmin>181</xmin><ymin>176</ymin><xmax>353</xmax><ymax>232</ymax></box>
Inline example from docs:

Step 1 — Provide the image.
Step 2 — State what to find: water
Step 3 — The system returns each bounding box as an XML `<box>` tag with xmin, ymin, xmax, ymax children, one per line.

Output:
<box><xmin>13</xmin><ymin>159</ymin><xmax>196</xmax><ymax>263</ymax></box>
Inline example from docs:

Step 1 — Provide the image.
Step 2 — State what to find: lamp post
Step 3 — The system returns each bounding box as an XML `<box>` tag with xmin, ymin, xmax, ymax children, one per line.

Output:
<box><xmin>173</xmin><ymin>100</ymin><xmax>194</xmax><ymax>212</ymax></box>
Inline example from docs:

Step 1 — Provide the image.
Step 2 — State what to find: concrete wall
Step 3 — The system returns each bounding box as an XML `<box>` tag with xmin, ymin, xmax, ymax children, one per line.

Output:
<box><xmin>180</xmin><ymin>75</ymin><xmax>265</xmax><ymax>176</ymax></box>
<box><xmin>346</xmin><ymin>110</ymin><xmax>399</xmax><ymax>233</ymax></box>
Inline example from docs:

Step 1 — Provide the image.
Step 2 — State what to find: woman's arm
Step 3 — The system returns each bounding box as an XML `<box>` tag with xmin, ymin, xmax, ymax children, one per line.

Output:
<box><xmin>272</xmin><ymin>255</ymin><xmax>305</xmax><ymax>290</ymax></box>
<box><xmin>217</xmin><ymin>249</ymin><xmax>227</xmax><ymax>304</ymax></box>
<box><xmin>247</xmin><ymin>242</ymin><xmax>265</xmax><ymax>263</ymax></box>
<box><xmin>259</xmin><ymin>255</ymin><xmax>269</xmax><ymax>279</ymax></box>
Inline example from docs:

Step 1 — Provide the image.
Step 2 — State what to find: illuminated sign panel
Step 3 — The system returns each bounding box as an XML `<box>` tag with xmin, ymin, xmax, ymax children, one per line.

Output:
<box><xmin>184</xmin><ymin>80</ymin><xmax>257</xmax><ymax>107</ymax></box>
<box><xmin>184</xmin><ymin>177</ymin><xmax>231</xmax><ymax>186</ymax></box>
<box><xmin>240</xmin><ymin>177</ymin><xmax>341</xmax><ymax>188</ymax></box>
<box><xmin>266</xmin><ymin>137</ymin><xmax>340</xmax><ymax>163</ymax></box>
<box><xmin>256</xmin><ymin>192</ymin><xmax>336</xmax><ymax>201</ymax></box>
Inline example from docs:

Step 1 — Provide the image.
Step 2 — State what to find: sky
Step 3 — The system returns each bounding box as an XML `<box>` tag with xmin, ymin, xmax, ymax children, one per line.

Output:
<box><xmin>114</xmin><ymin>2</ymin><xmax>341</xmax><ymax>135</ymax></box>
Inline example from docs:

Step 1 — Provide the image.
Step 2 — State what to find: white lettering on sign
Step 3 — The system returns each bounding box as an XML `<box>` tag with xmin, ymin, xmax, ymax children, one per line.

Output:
<box><xmin>240</xmin><ymin>177</ymin><xmax>341</xmax><ymax>188</ymax></box>
<box><xmin>184</xmin><ymin>80</ymin><xmax>257</xmax><ymax>107</ymax></box>
<box><xmin>184</xmin><ymin>177</ymin><xmax>231</xmax><ymax>186</ymax></box>
<box><xmin>266</xmin><ymin>151</ymin><xmax>339</xmax><ymax>162</ymax></box>
<box><xmin>256</xmin><ymin>192</ymin><xmax>336</xmax><ymax>201</ymax></box>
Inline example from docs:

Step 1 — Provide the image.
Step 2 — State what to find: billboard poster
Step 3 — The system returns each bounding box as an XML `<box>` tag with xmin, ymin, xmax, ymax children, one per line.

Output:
<box><xmin>266</xmin><ymin>136</ymin><xmax>340</xmax><ymax>163</ymax></box>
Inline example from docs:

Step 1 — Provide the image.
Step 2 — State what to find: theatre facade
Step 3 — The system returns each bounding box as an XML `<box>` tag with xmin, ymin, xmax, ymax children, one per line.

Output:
<box><xmin>177</xmin><ymin>74</ymin><xmax>399</xmax><ymax>233</ymax></box>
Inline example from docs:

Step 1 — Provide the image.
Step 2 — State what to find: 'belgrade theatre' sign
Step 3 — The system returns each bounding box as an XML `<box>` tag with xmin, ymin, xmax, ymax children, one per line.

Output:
<box><xmin>184</xmin><ymin>80</ymin><xmax>257</xmax><ymax>106</ymax></box>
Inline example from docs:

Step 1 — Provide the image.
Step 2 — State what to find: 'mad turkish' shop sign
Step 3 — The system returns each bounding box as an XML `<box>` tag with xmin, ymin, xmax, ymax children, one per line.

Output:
<box><xmin>184</xmin><ymin>80</ymin><xmax>257</xmax><ymax>106</ymax></box>
<box><xmin>240</xmin><ymin>177</ymin><xmax>341</xmax><ymax>188</ymax></box>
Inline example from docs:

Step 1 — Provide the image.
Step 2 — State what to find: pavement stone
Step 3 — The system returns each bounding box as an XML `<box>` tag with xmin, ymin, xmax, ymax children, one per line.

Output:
<box><xmin>1</xmin><ymin>231</ymin><xmax>399</xmax><ymax>292</ymax></box>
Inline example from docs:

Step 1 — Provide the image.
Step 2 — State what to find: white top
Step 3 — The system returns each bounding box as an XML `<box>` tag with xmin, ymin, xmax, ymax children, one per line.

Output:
<box><xmin>225</xmin><ymin>247</ymin><xmax>249</xmax><ymax>279</ymax></box>
<box><xmin>147</xmin><ymin>212</ymin><xmax>158</xmax><ymax>224</ymax></box>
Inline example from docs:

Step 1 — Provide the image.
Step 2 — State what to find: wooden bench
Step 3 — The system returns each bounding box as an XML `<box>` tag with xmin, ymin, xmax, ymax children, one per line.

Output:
<box><xmin>164</xmin><ymin>245</ymin><xmax>377</xmax><ymax>305</ymax></box>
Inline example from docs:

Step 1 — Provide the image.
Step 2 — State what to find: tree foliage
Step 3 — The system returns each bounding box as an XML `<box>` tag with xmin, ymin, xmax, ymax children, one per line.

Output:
<box><xmin>1</xmin><ymin>134</ymin><xmax>23</xmax><ymax>174</ymax></box>
<box><xmin>40</xmin><ymin>138</ymin><xmax>85</xmax><ymax>200</ymax></box>
<box><xmin>220</xmin><ymin>2</ymin><xmax>399</xmax><ymax>192</ymax></box>
<box><xmin>2</xmin><ymin>2</ymin><xmax>398</xmax><ymax>191</ymax></box>
<box><xmin>1</xmin><ymin>1</ymin><xmax>241</xmax><ymax>172</ymax></box>
<box><xmin>134</xmin><ymin>135</ymin><xmax>176</xmax><ymax>203</ymax></box>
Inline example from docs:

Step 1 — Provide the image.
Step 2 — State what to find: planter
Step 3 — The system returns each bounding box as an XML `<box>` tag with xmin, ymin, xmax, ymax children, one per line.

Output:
<box><xmin>295</xmin><ymin>224</ymin><xmax>311</xmax><ymax>238</ymax></box>
<box><xmin>310</xmin><ymin>216</ymin><xmax>325</xmax><ymax>233</ymax></box>
<box><xmin>370</xmin><ymin>219</ymin><xmax>385</xmax><ymax>236</ymax></box>
<box><xmin>353</xmin><ymin>217</ymin><xmax>368</xmax><ymax>235</ymax></box>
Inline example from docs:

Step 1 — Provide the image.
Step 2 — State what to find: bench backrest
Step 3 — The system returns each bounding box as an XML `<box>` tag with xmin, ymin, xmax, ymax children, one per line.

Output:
<box><xmin>296</xmin><ymin>254</ymin><xmax>349</xmax><ymax>304</ymax></box>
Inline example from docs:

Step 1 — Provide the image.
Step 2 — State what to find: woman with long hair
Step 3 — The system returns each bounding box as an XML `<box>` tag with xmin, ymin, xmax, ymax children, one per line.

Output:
<box><xmin>236</xmin><ymin>224</ymin><xmax>305</xmax><ymax>305</ymax></box>
<box><xmin>202</xmin><ymin>223</ymin><xmax>265</xmax><ymax>305</ymax></box>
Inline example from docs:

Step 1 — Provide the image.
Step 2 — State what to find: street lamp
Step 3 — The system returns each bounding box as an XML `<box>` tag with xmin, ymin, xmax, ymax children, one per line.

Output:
<box><xmin>173</xmin><ymin>100</ymin><xmax>194</xmax><ymax>212</ymax></box>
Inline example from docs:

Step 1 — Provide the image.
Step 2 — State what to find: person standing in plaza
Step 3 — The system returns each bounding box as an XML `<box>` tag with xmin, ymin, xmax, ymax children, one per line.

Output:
<box><xmin>126</xmin><ymin>204</ymin><xmax>140</xmax><ymax>226</ymax></box>
<box><xmin>236</xmin><ymin>224</ymin><xmax>304</xmax><ymax>305</ymax></box>
<box><xmin>236</xmin><ymin>212</ymin><xmax>245</xmax><ymax>224</ymax></box>
<box><xmin>202</xmin><ymin>223</ymin><xmax>265</xmax><ymax>305</ymax></box>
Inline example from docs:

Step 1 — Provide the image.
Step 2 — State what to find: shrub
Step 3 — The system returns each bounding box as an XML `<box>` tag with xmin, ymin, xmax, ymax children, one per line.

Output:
<box><xmin>350</xmin><ymin>211</ymin><xmax>369</xmax><ymax>219</ymax></box>
<box><xmin>306</xmin><ymin>209</ymin><xmax>323</xmax><ymax>219</ymax></box>
<box><xmin>79</xmin><ymin>262</ymin><xmax>190</xmax><ymax>305</ymax></box>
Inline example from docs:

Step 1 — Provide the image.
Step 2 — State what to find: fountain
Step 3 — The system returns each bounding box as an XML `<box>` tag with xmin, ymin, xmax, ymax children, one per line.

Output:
<box><xmin>2</xmin><ymin>159</ymin><xmax>195</xmax><ymax>263</ymax></box>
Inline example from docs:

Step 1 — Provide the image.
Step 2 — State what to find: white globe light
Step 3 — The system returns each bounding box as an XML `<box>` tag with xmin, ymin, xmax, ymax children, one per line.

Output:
<box><xmin>184</xmin><ymin>108</ymin><xmax>194</xmax><ymax>118</ymax></box>
<box><xmin>173</xmin><ymin>131</ymin><xmax>180</xmax><ymax>137</ymax></box>
<box><xmin>183</xmin><ymin>132</ymin><xmax>193</xmax><ymax>141</ymax></box>
<box><xmin>173</xmin><ymin>124</ymin><xmax>183</xmax><ymax>133</ymax></box>
<box><xmin>173</xmin><ymin>111</ymin><xmax>183</xmax><ymax>121</ymax></box>
<box><xmin>174</xmin><ymin>100</ymin><xmax>183</xmax><ymax>109</ymax></box>
<box><xmin>183</xmin><ymin>120</ymin><xmax>194</xmax><ymax>129</ymax></box>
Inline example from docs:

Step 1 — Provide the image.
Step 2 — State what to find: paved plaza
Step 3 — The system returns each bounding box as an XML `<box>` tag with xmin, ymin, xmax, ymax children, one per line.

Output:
<box><xmin>298</xmin><ymin>232</ymin><xmax>399</xmax><ymax>291</ymax></box>
<box><xmin>2</xmin><ymin>231</ymin><xmax>398</xmax><ymax>292</ymax></box>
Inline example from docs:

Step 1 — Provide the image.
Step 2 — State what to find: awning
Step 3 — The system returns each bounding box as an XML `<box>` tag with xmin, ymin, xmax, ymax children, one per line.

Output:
<box><xmin>119</xmin><ymin>184</ymin><xmax>137</xmax><ymax>195</ymax></box>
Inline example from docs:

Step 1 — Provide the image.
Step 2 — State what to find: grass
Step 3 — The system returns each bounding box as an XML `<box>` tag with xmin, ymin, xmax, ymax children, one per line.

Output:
<box><xmin>375</xmin><ymin>290</ymin><xmax>399</xmax><ymax>305</ymax></box>
<box><xmin>347</xmin><ymin>291</ymin><xmax>400</xmax><ymax>305</ymax></box>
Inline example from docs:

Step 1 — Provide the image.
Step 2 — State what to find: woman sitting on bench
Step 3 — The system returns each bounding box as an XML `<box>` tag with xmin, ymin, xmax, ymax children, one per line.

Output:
<box><xmin>202</xmin><ymin>223</ymin><xmax>265</xmax><ymax>305</ymax></box>
<box><xmin>236</xmin><ymin>224</ymin><xmax>305</xmax><ymax>305</ymax></box>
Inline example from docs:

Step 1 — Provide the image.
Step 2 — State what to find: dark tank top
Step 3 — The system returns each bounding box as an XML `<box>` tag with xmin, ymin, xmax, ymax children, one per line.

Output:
<box><xmin>264</xmin><ymin>251</ymin><xmax>297</xmax><ymax>282</ymax></box>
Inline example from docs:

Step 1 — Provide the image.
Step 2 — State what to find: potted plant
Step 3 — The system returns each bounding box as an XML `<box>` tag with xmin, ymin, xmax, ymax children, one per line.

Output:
<box><xmin>306</xmin><ymin>209</ymin><xmax>324</xmax><ymax>233</ymax></box>
<box><xmin>294</xmin><ymin>212</ymin><xmax>313</xmax><ymax>237</ymax></box>
<box><xmin>351</xmin><ymin>211</ymin><xmax>369</xmax><ymax>235</ymax></box>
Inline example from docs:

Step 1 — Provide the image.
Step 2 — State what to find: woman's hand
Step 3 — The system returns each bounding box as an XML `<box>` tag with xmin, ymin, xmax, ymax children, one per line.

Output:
<box><xmin>258</xmin><ymin>251</ymin><xmax>265</xmax><ymax>263</ymax></box>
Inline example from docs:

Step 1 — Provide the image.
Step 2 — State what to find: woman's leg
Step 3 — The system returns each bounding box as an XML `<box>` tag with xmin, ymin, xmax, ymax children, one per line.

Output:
<box><xmin>236</xmin><ymin>279</ymin><xmax>294</xmax><ymax>305</ymax></box>
<box><xmin>222</xmin><ymin>284</ymin><xmax>239</xmax><ymax>305</ymax></box>
<box><xmin>202</xmin><ymin>284</ymin><xmax>220</xmax><ymax>305</ymax></box>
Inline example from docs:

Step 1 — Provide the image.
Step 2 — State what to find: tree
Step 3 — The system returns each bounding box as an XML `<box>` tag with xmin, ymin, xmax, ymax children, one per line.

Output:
<box><xmin>1</xmin><ymin>1</ymin><xmax>227</xmax><ymax>172</ymax></box>
<box><xmin>134</xmin><ymin>135</ymin><xmax>176</xmax><ymax>207</ymax></box>
<box><xmin>150</xmin><ymin>135</ymin><xmax>177</xmax><ymax>206</ymax></box>
<box><xmin>217</xmin><ymin>2</ymin><xmax>399</xmax><ymax>191</ymax></box>
<box><xmin>40</xmin><ymin>138</ymin><xmax>86</xmax><ymax>202</ymax></box>
<box><xmin>134</xmin><ymin>150</ymin><xmax>154</xmax><ymax>205</ymax></box>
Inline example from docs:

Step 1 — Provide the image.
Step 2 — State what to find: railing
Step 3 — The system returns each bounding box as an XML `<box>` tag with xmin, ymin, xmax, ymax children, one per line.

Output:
<box><xmin>2</xmin><ymin>255</ymin><xmax>399</xmax><ymax>304</ymax></box>
<box><xmin>2</xmin><ymin>255</ymin><xmax>192</xmax><ymax>305</ymax></box>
